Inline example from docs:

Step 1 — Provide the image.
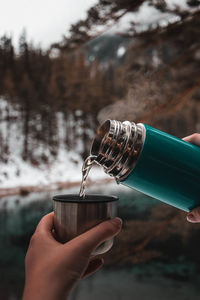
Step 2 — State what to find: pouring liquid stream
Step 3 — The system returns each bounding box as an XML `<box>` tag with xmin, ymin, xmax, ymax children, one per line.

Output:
<box><xmin>79</xmin><ymin>155</ymin><xmax>97</xmax><ymax>199</ymax></box>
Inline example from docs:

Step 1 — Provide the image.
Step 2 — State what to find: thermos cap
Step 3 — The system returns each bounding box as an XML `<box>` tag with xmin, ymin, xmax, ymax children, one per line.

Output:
<box><xmin>90</xmin><ymin>119</ymin><xmax>145</xmax><ymax>181</ymax></box>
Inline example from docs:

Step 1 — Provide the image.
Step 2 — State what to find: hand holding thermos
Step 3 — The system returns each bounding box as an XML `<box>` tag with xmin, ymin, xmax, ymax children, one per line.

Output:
<box><xmin>183</xmin><ymin>133</ymin><xmax>200</xmax><ymax>223</ymax></box>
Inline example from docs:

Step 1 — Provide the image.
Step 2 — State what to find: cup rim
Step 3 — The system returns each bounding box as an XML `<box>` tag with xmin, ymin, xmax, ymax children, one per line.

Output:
<box><xmin>53</xmin><ymin>194</ymin><xmax>118</xmax><ymax>203</ymax></box>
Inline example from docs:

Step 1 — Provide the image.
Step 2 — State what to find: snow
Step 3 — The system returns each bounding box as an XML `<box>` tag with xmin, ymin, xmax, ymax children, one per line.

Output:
<box><xmin>0</xmin><ymin>147</ymin><xmax>106</xmax><ymax>188</ymax></box>
<box><xmin>107</xmin><ymin>2</ymin><xmax>181</xmax><ymax>35</ymax></box>
<box><xmin>89</xmin><ymin>0</ymin><xmax>199</xmax><ymax>38</ymax></box>
<box><xmin>166</xmin><ymin>0</ymin><xmax>189</xmax><ymax>10</ymax></box>
<box><xmin>152</xmin><ymin>49</ymin><xmax>161</xmax><ymax>68</ymax></box>
<box><xmin>117</xmin><ymin>46</ymin><xmax>126</xmax><ymax>57</ymax></box>
<box><xmin>0</xmin><ymin>97</ymin><xmax>107</xmax><ymax>189</ymax></box>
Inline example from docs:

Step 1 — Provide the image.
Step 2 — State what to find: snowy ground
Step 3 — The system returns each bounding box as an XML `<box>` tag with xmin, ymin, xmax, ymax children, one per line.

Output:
<box><xmin>0</xmin><ymin>97</ymin><xmax>107</xmax><ymax>189</ymax></box>
<box><xmin>0</xmin><ymin>147</ymin><xmax>107</xmax><ymax>189</ymax></box>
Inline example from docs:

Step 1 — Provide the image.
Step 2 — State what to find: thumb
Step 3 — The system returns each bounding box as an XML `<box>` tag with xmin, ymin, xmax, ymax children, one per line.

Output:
<box><xmin>182</xmin><ymin>134</ymin><xmax>200</xmax><ymax>146</ymax></box>
<box><xmin>67</xmin><ymin>217</ymin><xmax>122</xmax><ymax>254</ymax></box>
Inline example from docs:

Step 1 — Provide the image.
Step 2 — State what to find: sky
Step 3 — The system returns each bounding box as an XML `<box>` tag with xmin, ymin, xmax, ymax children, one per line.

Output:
<box><xmin>0</xmin><ymin>0</ymin><xmax>97</xmax><ymax>49</ymax></box>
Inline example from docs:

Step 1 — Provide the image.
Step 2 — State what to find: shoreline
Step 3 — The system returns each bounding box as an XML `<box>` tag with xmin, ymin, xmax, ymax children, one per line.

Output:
<box><xmin>0</xmin><ymin>178</ymin><xmax>112</xmax><ymax>198</ymax></box>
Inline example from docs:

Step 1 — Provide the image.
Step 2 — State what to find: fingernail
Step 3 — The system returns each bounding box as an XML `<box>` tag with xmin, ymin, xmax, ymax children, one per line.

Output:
<box><xmin>187</xmin><ymin>213</ymin><xmax>196</xmax><ymax>222</ymax></box>
<box><xmin>109</xmin><ymin>217</ymin><xmax>122</xmax><ymax>228</ymax></box>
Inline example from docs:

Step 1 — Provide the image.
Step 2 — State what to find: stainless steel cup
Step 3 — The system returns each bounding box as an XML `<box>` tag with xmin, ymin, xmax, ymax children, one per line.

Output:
<box><xmin>53</xmin><ymin>194</ymin><xmax>118</xmax><ymax>255</ymax></box>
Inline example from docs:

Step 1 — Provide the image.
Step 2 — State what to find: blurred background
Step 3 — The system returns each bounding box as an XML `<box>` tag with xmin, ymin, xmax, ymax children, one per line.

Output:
<box><xmin>0</xmin><ymin>0</ymin><xmax>200</xmax><ymax>299</ymax></box>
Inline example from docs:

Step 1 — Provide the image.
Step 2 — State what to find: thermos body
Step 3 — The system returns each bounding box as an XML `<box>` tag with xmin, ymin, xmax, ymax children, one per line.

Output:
<box><xmin>91</xmin><ymin>120</ymin><xmax>200</xmax><ymax>212</ymax></box>
<box><xmin>122</xmin><ymin>125</ymin><xmax>200</xmax><ymax>212</ymax></box>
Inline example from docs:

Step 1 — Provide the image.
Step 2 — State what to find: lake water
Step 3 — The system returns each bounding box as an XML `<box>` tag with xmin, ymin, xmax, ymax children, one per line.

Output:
<box><xmin>0</xmin><ymin>182</ymin><xmax>200</xmax><ymax>300</ymax></box>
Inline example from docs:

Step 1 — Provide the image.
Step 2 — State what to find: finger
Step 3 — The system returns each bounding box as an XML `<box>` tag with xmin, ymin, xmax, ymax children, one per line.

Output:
<box><xmin>35</xmin><ymin>212</ymin><xmax>54</xmax><ymax>235</ymax></box>
<box><xmin>81</xmin><ymin>258</ymin><xmax>104</xmax><ymax>279</ymax></box>
<box><xmin>182</xmin><ymin>133</ymin><xmax>200</xmax><ymax>147</ymax></box>
<box><xmin>68</xmin><ymin>217</ymin><xmax>122</xmax><ymax>253</ymax></box>
<box><xmin>187</xmin><ymin>207</ymin><xmax>200</xmax><ymax>223</ymax></box>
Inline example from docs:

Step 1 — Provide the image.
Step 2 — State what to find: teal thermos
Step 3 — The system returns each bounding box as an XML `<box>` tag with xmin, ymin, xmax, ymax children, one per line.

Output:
<box><xmin>91</xmin><ymin>120</ymin><xmax>200</xmax><ymax>212</ymax></box>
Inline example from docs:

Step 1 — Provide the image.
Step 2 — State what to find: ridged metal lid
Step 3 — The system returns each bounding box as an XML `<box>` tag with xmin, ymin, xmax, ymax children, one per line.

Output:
<box><xmin>91</xmin><ymin>120</ymin><xmax>145</xmax><ymax>181</ymax></box>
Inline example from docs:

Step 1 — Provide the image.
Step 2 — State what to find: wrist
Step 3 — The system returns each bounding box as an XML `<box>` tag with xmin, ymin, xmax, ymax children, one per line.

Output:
<box><xmin>23</xmin><ymin>281</ymin><xmax>69</xmax><ymax>300</ymax></box>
